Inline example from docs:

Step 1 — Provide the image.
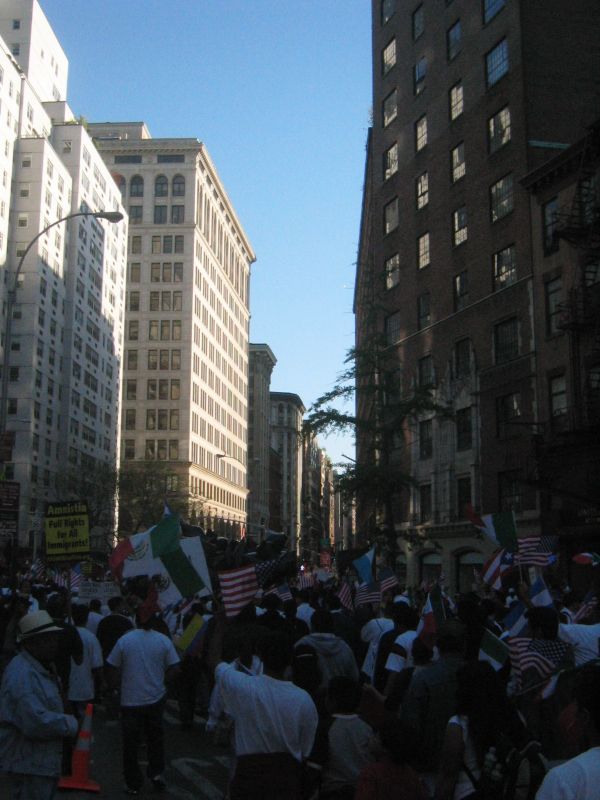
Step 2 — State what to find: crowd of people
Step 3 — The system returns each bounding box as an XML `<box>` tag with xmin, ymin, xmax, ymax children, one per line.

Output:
<box><xmin>0</xmin><ymin>561</ymin><xmax>598</xmax><ymax>799</ymax></box>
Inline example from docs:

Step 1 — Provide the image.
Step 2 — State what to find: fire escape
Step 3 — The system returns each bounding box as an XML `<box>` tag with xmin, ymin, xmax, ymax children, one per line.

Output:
<box><xmin>531</xmin><ymin>126</ymin><xmax>600</xmax><ymax>515</ymax></box>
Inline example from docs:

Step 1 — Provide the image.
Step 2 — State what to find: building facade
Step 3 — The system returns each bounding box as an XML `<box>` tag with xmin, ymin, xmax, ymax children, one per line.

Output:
<box><xmin>247</xmin><ymin>343</ymin><xmax>276</xmax><ymax>541</ymax></box>
<box><xmin>269</xmin><ymin>392</ymin><xmax>304</xmax><ymax>552</ymax></box>
<box><xmin>89</xmin><ymin>123</ymin><xmax>255</xmax><ymax>537</ymax></box>
<box><xmin>356</xmin><ymin>0</ymin><xmax>600</xmax><ymax>590</ymax></box>
<box><xmin>0</xmin><ymin>1</ymin><xmax>127</xmax><ymax>548</ymax></box>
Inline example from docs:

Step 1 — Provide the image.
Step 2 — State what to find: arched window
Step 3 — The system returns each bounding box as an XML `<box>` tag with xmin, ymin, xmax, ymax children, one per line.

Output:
<box><xmin>155</xmin><ymin>175</ymin><xmax>168</xmax><ymax>197</ymax></box>
<box><xmin>419</xmin><ymin>552</ymin><xmax>442</xmax><ymax>584</ymax></box>
<box><xmin>130</xmin><ymin>175</ymin><xmax>144</xmax><ymax>197</ymax></box>
<box><xmin>113</xmin><ymin>173</ymin><xmax>126</xmax><ymax>197</ymax></box>
<box><xmin>172</xmin><ymin>174</ymin><xmax>185</xmax><ymax>197</ymax></box>
<box><xmin>455</xmin><ymin>551</ymin><xmax>484</xmax><ymax>593</ymax></box>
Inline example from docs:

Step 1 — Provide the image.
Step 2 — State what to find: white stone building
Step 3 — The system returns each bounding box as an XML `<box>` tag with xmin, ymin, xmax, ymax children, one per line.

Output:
<box><xmin>89</xmin><ymin>124</ymin><xmax>255</xmax><ymax>536</ymax></box>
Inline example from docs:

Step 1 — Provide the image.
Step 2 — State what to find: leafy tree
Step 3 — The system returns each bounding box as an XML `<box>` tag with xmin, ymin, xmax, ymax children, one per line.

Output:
<box><xmin>54</xmin><ymin>460</ymin><xmax>118</xmax><ymax>552</ymax></box>
<box><xmin>117</xmin><ymin>461</ymin><xmax>203</xmax><ymax>535</ymax></box>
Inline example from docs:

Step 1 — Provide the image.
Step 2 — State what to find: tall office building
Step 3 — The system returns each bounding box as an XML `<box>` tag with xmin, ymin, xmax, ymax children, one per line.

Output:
<box><xmin>89</xmin><ymin>124</ymin><xmax>255</xmax><ymax>536</ymax></box>
<box><xmin>248</xmin><ymin>343</ymin><xmax>276</xmax><ymax>540</ymax></box>
<box><xmin>357</xmin><ymin>0</ymin><xmax>600</xmax><ymax>589</ymax></box>
<box><xmin>270</xmin><ymin>392</ymin><xmax>304</xmax><ymax>552</ymax></box>
<box><xmin>0</xmin><ymin>0</ymin><xmax>126</xmax><ymax>547</ymax></box>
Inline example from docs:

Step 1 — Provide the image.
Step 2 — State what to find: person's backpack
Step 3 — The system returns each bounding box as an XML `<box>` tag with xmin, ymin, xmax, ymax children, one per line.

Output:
<box><xmin>463</xmin><ymin>732</ymin><xmax>547</xmax><ymax>800</ymax></box>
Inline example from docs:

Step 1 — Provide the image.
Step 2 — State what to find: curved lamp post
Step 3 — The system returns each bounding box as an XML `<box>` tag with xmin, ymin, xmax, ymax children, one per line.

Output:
<box><xmin>0</xmin><ymin>209</ymin><xmax>124</xmax><ymax>445</ymax></box>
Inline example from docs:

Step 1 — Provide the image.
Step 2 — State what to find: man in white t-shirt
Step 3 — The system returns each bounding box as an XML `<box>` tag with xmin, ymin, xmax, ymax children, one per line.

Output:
<box><xmin>215</xmin><ymin>629</ymin><xmax>318</xmax><ymax>800</ymax></box>
<box><xmin>536</xmin><ymin>664</ymin><xmax>600</xmax><ymax>800</ymax></box>
<box><xmin>558</xmin><ymin>621</ymin><xmax>600</xmax><ymax>667</ymax></box>
<box><xmin>69</xmin><ymin>604</ymin><xmax>103</xmax><ymax>716</ymax></box>
<box><xmin>85</xmin><ymin>599</ymin><xmax>105</xmax><ymax>636</ymax></box>
<box><xmin>360</xmin><ymin>608</ymin><xmax>394</xmax><ymax>682</ymax></box>
<box><xmin>296</xmin><ymin>590</ymin><xmax>315</xmax><ymax>630</ymax></box>
<box><xmin>107</xmin><ymin>611</ymin><xmax>180</xmax><ymax>795</ymax></box>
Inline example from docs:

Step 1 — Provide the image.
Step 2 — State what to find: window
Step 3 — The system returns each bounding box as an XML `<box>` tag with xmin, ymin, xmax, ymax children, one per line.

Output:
<box><xmin>449</xmin><ymin>81</ymin><xmax>464</xmax><ymax>120</ymax></box>
<box><xmin>126</xmin><ymin>380</ymin><xmax>137</xmax><ymax>400</ymax></box>
<box><xmin>170</xmin><ymin>409</ymin><xmax>180</xmax><ymax>430</ymax></box>
<box><xmin>131</xmin><ymin>236</ymin><xmax>142</xmax><ymax>254</ymax></box>
<box><xmin>169</xmin><ymin>441</ymin><xmax>179</xmax><ymax>460</ymax></box>
<box><xmin>146</xmin><ymin>410</ymin><xmax>156</xmax><ymax>430</ymax></box>
<box><xmin>498</xmin><ymin>470</ymin><xmax>521</xmax><ymax>512</ymax></box>
<box><xmin>454</xmin><ymin>338</ymin><xmax>471</xmax><ymax>378</ymax></box>
<box><xmin>386</xmin><ymin>254</ymin><xmax>400</xmax><ymax>289</ymax></box>
<box><xmin>158</xmin><ymin>154</ymin><xmax>185</xmax><ymax>163</ymax></box>
<box><xmin>493</xmin><ymin>245</ymin><xmax>517</xmax><ymax>290</ymax></box>
<box><xmin>415</xmin><ymin>115</ymin><xmax>428</xmax><ymax>151</ymax></box>
<box><xmin>174</xmin><ymin>235</ymin><xmax>184</xmax><ymax>253</ymax></box>
<box><xmin>416</xmin><ymin>172</ymin><xmax>429</xmax><ymax>209</ymax></box>
<box><xmin>382</xmin><ymin>39</ymin><xmax>396</xmax><ymax>74</ymax></box>
<box><xmin>124</xmin><ymin>440</ymin><xmax>135</xmax><ymax>460</ymax></box>
<box><xmin>447</xmin><ymin>20</ymin><xmax>462</xmax><ymax>60</ymax></box>
<box><xmin>488</xmin><ymin>106</ymin><xmax>511</xmax><ymax>152</ymax></box>
<box><xmin>494</xmin><ymin>317</ymin><xmax>519</xmax><ymax>363</ymax></box>
<box><xmin>129</xmin><ymin>291</ymin><xmax>140</xmax><ymax>311</ymax></box>
<box><xmin>8</xmin><ymin>398</ymin><xmax>17</xmax><ymax>415</ymax></box>
<box><xmin>127</xmin><ymin>350</ymin><xmax>138</xmax><ymax>370</ymax></box>
<box><xmin>163</xmin><ymin>263</ymin><xmax>172</xmax><ymax>281</ymax></box>
<box><xmin>383</xmin><ymin>90</ymin><xmax>398</xmax><ymax>127</ymax></box>
<box><xmin>171</xmin><ymin>350</ymin><xmax>181</xmax><ymax>369</ymax></box>
<box><xmin>150</xmin><ymin>292</ymin><xmax>160</xmax><ymax>311</ymax></box>
<box><xmin>549</xmin><ymin>375</ymin><xmax>568</xmax><ymax>428</ymax></box>
<box><xmin>12</xmin><ymin>19</ymin><xmax>20</xmax><ymax>29</ymax></box>
<box><xmin>148</xmin><ymin>320</ymin><xmax>159</xmax><ymax>341</ymax></box>
<box><xmin>545</xmin><ymin>277</ymin><xmax>563</xmax><ymax>335</ymax></box>
<box><xmin>146</xmin><ymin>380</ymin><xmax>157</xmax><ymax>400</ymax></box>
<box><xmin>384</xmin><ymin>198</ymin><xmax>399</xmax><ymax>234</ymax></box>
<box><xmin>382</xmin><ymin>0</ymin><xmax>396</xmax><ymax>25</ymax></box>
<box><xmin>497</xmin><ymin>392</ymin><xmax>521</xmax><ymax>436</ymax></box>
<box><xmin>483</xmin><ymin>0</ymin><xmax>505</xmax><ymax>23</ymax></box>
<box><xmin>383</xmin><ymin>142</ymin><xmax>398</xmax><ymax>180</ymax></box>
<box><xmin>171</xmin><ymin>380</ymin><xmax>180</xmax><ymax>400</ymax></box>
<box><xmin>11</xmin><ymin>44</ymin><xmax>20</xmax><ymax>56</ymax></box>
<box><xmin>151</xmin><ymin>263</ymin><xmax>161</xmax><ymax>282</ymax></box>
<box><xmin>453</xmin><ymin>207</ymin><xmax>468</xmax><ymax>245</ymax></box>
<box><xmin>158</xmin><ymin>440</ymin><xmax>168</xmax><ymax>461</ymax></box>
<box><xmin>154</xmin><ymin>205</ymin><xmax>167</xmax><ymax>224</ymax></box>
<box><xmin>456</xmin><ymin>407</ymin><xmax>472</xmax><ymax>450</ymax></box>
<box><xmin>417</xmin><ymin>232</ymin><xmax>430</xmax><ymax>269</ymax></box>
<box><xmin>155</xmin><ymin>175</ymin><xmax>168</xmax><ymax>197</ymax></box>
<box><xmin>128</xmin><ymin>320</ymin><xmax>139</xmax><ymax>341</ymax></box>
<box><xmin>130</xmin><ymin>175</ymin><xmax>144</xmax><ymax>197</ymax></box>
<box><xmin>129</xmin><ymin>205</ymin><xmax>143</xmax><ymax>225</ymax></box>
<box><xmin>418</xmin><ymin>355</ymin><xmax>434</xmax><ymax>387</ymax></box>
<box><xmin>161</xmin><ymin>320</ymin><xmax>171</xmax><ymax>340</ymax></box>
<box><xmin>453</xmin><ymin>270</ymin><xmax>469</xmax><ymax>310</ymax></box>
<box><xmin>417</xmin><ymin>292</ymin><xmax>431</xmax><ymax>329</ymax></box>
<box><xmin>125</xmin><ymin>409</ymin><xmax>136</xmax><ymax>430</ymax></box>
<box><xmin>542</xmin><ymin>198</ymin><xmax>559</xmax><ymax>254</ymax></box>
<box><xmin>385</xmin><ymin>311</ymin><xmax>402</xmax><ymax>345</ymax></box>
<box><xmin>145</xmin><ymin>440</ymin><xmax>156</xmax><ymax>459</ymax></box>
<box><xmin>419</xmin><ymin>419</ymin><xmax>433</xmax><ymax>459</ymax></box>
<box><xmin>490</xmin><ymin>174</ymin><xmax>514</xmax><ymax>221</ymax></box>
<box><xmin>115</xmin><ymin>155</ymin><xmax>142</xmax><ymax>164</ymax></box>
<box><xmin>159</xmin><ymin>380</ymin><xmax>169</xmax><ymax>399</ymax></box>
<box><xmin>173</xmin><ymin>292</ymin><xmax>182</xmax><ymax>311</ymax></box>
<box><xmin>171</xmin><ymin>205</ymin><xmax>185</xmax><ymax>224</ymax></box>
<box><xmin>414</xmin><ymin>57</ymin><xmax>427</xmax><ymax>95</ymax></box>
<box><xmin>486</xmin><ymin>39</ymin><xmax>509</xmax><ymax>87</ymax></box>
<box><xmin>412</xmin><ymin>5</ymin><xmax>424</xmax><ymax>40</ymax></box>
<box><xmin>419</xmin><ymin>484</ymin><xmax>432</xmax><ymax>523</ymax></box>
<box><xmin>456</xmin><ymin>477</ymin><xmax>472</xmax><ymax>519</ymax></box>
<box><xmin>130</xmin><ymin>263</ymin><xmax>141</xmax><ymax>282</ymax></box>
<box><xmin>172</xmin><ymin>175</ymin><xmax>185</xmax><ymax>196</ymax></box>
<box><xmin>451</xmin><ymin>142</ymin><xmax>466</xmax><ymax>182</ymax></box>
<box><xmin>148</xmin><ymin>350</ymin><xmax>158</xmax><ymax>370</ymax></box>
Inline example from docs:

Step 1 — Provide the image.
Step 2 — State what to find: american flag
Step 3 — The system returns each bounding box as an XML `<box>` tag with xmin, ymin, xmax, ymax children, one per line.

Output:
<box><xmin>70</xmin><ymin>563</ymin><xmax>83</xmax><ymax>592</ymax></box>
<box><xmin>509</xmin><ymin>636</ymin><xmax>571</xmax><ymax>690</ymax></box>
<box><xmin>49</xmin><ymin>568</ymin><xmax>69</xmax><ymax>589</ymax></box>
<box><xmin>356</xmin><ymin>581</ymin><xmax>381</xmax><ymax>607</ymax></box>
<box><xmin>297</xmin><ymin>572</ymin><xmax>315</xmax><ymax>590</ymax></box>
<box><xmin>254</xmin><ymin>553</ymin><xmax>287</xmax><ymax>588</ymax></box>
<box><xmin>515</xmin><ymin>536</ymin><xmax>558</xmax><ymax>568</ymax></box>
<box><xmin>573</xmin><ymin>591</ymin><xmax>598</xmax><ymax>623</ymax></box>
<box><xmin>378</xmin><ymin>567</ymin><xmax>399</xmax><ymax>595</ymax></box>
<box><xmin>481</xmin><ymin>548</ymin><xmax>515</xmax><ymax>589</ymax></box>
<box><xmin>218</xmin><ymin>564</ymin><xmax>258</xmax><ymax>618</ymax></box>
<box><xmin>28</xmin><ymin>558</ymin><xmax>46</xmax><ymax>581</ymax></box>
<box><xmin>336</xmin><ymin>581</ymin><xmax>354</xmax><ymax>612</ymax></box>
<box><xmin>264</xmin><ymin>583</ymin><xmax>293</xmax><ymax>603</ymax></box>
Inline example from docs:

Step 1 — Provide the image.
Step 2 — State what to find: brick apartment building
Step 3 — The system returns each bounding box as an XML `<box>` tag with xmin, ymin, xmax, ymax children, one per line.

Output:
<box><xmin>355</xmin><ymin>0</ymin><xmax>600</xmax><ymax>591</ymax></box>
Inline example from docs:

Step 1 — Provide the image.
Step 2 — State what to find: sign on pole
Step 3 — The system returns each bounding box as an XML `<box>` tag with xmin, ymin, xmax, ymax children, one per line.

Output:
<box><xmin>45</xmin><ymin>501</ymin><xmax>90</xmax><ymax>562</ymax></box>
<box><xmin>0</xmin><ymin>481</ymin><xmax>20</xmax><ymax>542</ymax></box>
<box><xmin>78</xmin><ymin>580</ymin><xmax>121</xmax><ymax>603</ymax></box>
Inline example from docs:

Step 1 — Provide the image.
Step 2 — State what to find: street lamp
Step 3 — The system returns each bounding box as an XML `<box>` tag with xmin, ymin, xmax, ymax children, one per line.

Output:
<box><xmin>0</xmin><ymin>210</ymin><xmax>124</xmax><ymax>442</ymax></box>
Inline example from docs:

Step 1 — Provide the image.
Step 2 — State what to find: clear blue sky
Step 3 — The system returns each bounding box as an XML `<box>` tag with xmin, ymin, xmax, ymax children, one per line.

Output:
<box><xmin>42</xmin><ymin>0</ymin><xmax>372</xmax><ymax>464</ymax></box>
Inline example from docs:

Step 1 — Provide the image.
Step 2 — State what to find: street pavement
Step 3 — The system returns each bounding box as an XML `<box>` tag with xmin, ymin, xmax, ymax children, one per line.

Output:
<box><xmin>0</xmin><ymin>698</ymin><xmax>232</xmax><ymax>799</ymax></box>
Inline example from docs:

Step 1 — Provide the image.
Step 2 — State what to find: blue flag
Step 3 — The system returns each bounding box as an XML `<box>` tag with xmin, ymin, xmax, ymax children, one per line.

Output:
<box><xmin>352</xmin><ymin>547</ymin><xmax>375</xmax><ymax>585</ymax></box>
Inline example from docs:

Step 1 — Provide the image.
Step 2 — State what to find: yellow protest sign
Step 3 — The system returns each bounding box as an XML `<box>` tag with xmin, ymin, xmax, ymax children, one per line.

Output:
<box><xmin>45</xmin><ymin>501</ymin><xmax>90</xmax><ymax>562</ymax></box>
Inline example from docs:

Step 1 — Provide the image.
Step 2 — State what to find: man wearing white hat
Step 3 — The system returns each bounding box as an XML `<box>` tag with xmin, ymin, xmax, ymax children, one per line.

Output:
<box><xmin>0</xmin><ymin>610</ymin><xmax>79</xmax><ymax>799</ymax></box>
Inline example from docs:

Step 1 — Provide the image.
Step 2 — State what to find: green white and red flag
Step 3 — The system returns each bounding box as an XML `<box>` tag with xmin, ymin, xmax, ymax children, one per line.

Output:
<box><xmin>465</xmin><ymin>505</ymin><xmax>518</xmax><ymax>552</ymax></box>
<box><xmin>572</xmin><ymin>552</ymin><xmax>600</xmax><ymax>567</ymax></box>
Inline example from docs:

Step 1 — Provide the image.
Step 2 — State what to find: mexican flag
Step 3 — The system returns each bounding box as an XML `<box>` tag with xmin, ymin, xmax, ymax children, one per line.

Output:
<box><xmin>111</xmin><ymin>516</ymin><xmax>212</xmax><ymax>606</ymax></box>
<box><xmin>479</xmin><ymin>628</ymin><xmax>509</xmax><ymax>671</ymax></box>
<box><xmin>572</xmin><ymin>552</ymin><xmax>600</xmax><ymax>567</ymax></box>
<box><xmin>465</xmin><ymin>505</ymin><xmax>518</xmax><ymax>553</ymax></box>
<box><xmin>417</xmin><ymin>584</ymin><xmax>446</xmax><ymax>649</ymax></box>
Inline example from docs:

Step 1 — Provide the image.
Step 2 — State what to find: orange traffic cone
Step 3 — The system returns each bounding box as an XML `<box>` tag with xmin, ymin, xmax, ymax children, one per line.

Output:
<box><xmin>58</xmin><ymin>703</ymin><xmax>100</xmax><ymax>793</ymax></box>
